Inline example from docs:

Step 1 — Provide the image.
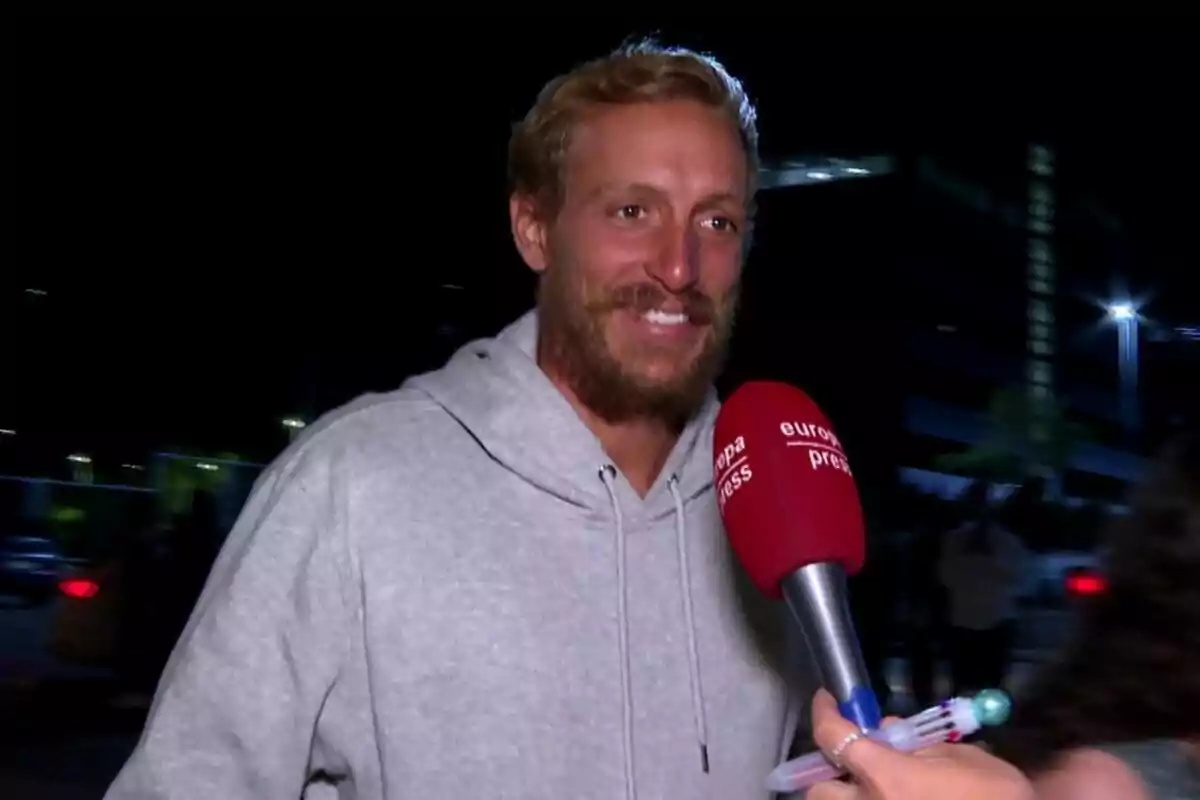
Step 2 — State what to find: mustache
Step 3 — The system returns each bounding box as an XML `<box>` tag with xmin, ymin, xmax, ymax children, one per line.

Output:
<box><xmin>589</xmin><ymin>283</ymin><xmax>717</xmax><ymax>325</ymax></box>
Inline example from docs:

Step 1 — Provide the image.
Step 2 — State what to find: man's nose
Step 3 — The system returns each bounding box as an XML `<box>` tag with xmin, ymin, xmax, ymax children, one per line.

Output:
<box><xmin>646</xmin><ymin>225</ymin><xmax>700</xmax><ymax>293</ymax></box>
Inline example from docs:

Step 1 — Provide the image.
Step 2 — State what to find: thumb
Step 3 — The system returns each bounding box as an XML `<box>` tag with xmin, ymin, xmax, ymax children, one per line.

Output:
<box><xmin>811</xmin><ymin>690</ymin><xmax>911</xmax><ymax>780</ymax></box>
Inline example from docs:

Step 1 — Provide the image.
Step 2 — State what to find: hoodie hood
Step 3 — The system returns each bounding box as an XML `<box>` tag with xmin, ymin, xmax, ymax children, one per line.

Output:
<box><xmin>409</xmin><ymin>310</ymin><xmax>720</xmax><ymax>517</ymax></box>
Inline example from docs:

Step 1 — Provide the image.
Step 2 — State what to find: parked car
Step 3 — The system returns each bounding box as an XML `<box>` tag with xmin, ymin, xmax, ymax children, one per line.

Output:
<box><xmin>0</xmin><ymin>535</ymin><xmax>70</xmax><ymax>604</ymax></box>
<box><xmin>1024</xmin><ymin>550</ymin><xmax>1108</xmax><ymax>609</ymax></box>
<box><xmin>1012</xmin><ymin>549</ymin><xmax>1108</xmax><ymax>660</ymax></box>
<box><xmin>50</xmin><ymin>518</ymin><xmax>219</xmax><ymax>682</ymax></box>
<box><xmin>49</xmin><ymin>560</ymin><xmax>120</xmax><ymax>667</ymax></box>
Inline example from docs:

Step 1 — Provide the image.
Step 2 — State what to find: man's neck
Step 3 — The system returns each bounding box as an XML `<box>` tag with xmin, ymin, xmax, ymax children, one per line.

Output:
<box><xmin>544</xmin><ymin>372</ymin><xmax>679</xmax><ymax>498</ymax></box>
<box><xmin>591</xmin><ymin>415</ymin><xmax>678</xmax><ymax>498</ymax></box>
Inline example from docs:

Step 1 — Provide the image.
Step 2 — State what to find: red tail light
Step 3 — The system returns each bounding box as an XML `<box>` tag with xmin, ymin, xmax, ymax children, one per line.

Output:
<box><xmin>1065</xmin><ymin>572</ymin><xmax>1107</xmax><ymax>597</ymax></box>
<box><xmin>59</xmin><ymin>578</ymin><xmax>100</xmax><ymax>599</ymax></box>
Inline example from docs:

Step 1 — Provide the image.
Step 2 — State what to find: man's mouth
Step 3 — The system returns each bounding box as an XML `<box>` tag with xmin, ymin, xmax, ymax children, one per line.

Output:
<box><xmin>642</xmin><ymin>309</ymin><xmax>691</xmax><ymax>326</ymax></box>
<box><xmin>593</xmin><ymin>284</ymin><xmax>716</xmax><ymax>327</ymax></box>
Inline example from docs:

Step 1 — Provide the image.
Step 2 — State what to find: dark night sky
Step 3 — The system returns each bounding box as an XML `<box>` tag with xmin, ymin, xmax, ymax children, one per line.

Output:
<box><xmin>9</xmin><ymin>16</ymin><xmax>1199</xmax><ymax>465</ymax></box>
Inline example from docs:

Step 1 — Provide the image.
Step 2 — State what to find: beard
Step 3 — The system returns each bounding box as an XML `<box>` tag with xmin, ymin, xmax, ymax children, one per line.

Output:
<box><xmin>536</xmin><ymin>252</ymin><xmax>740</xmax><ymax>432</ymax></box>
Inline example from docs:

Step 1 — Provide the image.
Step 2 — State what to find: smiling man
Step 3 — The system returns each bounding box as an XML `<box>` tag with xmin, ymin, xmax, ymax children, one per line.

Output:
<box><xmin>516</xmin><ymin>84</ymin><xmax>750</xmax><ymax>493</ymax></box>
<box><xmin>106</xmin><ymin>40</ymin><xmax>804</xmax><ymax>800</ymax></box>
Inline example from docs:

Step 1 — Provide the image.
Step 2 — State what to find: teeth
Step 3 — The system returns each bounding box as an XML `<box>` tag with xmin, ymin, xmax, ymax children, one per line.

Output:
<box><xmin>643</xmin><ymin>309</ymin><xmax>688</xmax><ymax>326</ymax></box>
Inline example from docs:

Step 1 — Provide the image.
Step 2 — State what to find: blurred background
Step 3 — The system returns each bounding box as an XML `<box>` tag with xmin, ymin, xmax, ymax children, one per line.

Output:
<box><xmin>6</xmin><ymin>15</ymin><xmax>1198</xmax><ymax>798</ymax></box>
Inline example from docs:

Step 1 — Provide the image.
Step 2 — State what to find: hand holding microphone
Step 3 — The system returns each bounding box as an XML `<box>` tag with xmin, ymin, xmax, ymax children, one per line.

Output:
<box><xmin>769</xmin><ymin>689</ymin><xmax>1013</xmax><ymax>792</ymax></box>
<box><xmin>807</xmin><ymin>690</ymin><xmax>1033</xmax><ymax>800</ymax></box>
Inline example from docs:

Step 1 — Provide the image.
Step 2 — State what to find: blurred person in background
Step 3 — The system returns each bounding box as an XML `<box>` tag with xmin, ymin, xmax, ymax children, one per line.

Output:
<box><xmin>849</xmin><ymin>492</ymin><xmax>903</xmax><ymax>713</ymax></box>
<box><xmin>109</xmin><ymin>492</ymin><xmax>222</xmax><ymax>708</ymax></box>
<box><xmin>164</xmin><ymin>492</ymin><xmax>220</xmax><ymax>635</ymax></box>
<box><xmin>993</xmin><ymin>433</ymin><xmax>1200</xmax><ymax>798</ymax></box>
<box><xmin>111</xmin><ymin>502</ymin><xmax>172</xmax><ymax>706</ymax></box>
<box><xmin>999</xmin><ymin>477</ymin><xmax>1045</xmax><ymax>539</ymax></box>
<box><xmin>902</xmin><ymin>497</ymin><xmax>948</xmax><ymax>710</ymax></box>
<box><xmin>938</xmin><ymin>480</ymin><xmax>1029</xmax><ymax>695</ymax></box>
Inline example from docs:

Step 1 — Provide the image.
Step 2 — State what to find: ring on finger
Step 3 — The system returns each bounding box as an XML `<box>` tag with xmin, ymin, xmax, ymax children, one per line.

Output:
<box><xmin>830</xmin><ymin>729</ymin><xmax>867</xmax><ymax>768</ymax></box>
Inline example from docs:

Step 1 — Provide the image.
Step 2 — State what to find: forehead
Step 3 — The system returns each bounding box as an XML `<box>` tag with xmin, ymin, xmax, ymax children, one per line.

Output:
<box><xmin>563</xmin><ymin>100</ymin><xmax>749</xmax><ymax>204</ymax></box>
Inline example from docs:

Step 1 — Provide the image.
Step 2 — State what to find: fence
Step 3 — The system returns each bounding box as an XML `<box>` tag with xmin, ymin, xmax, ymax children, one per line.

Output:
<box><xmin>0</xmin><ymin>452</ymin><xmax>266</xmax><ymax>557</ymax></box>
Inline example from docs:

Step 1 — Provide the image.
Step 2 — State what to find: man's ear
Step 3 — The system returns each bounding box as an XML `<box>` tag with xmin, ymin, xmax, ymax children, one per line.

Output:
<box><xmin>509</xmin><ymin>194</ymin><xmax>550</xmax><ymax>274</ymax></box>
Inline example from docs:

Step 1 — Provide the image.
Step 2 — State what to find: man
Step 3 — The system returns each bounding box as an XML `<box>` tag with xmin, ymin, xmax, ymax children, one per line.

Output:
<box><xmin>106</xmin><ymin>40</ymin><xmax>806</xmax><ymax>799</ymax></box>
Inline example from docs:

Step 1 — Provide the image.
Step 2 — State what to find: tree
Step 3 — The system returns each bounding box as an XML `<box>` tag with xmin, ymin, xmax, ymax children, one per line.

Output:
<box><xmin>935</xmin><ymin>386</ymin><xmax>1089</xmax><ymax>483</ymax></box>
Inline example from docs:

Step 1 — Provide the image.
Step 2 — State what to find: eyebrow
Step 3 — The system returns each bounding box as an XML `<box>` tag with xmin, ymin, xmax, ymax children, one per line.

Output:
<box><xmin>589</xmin><ymin>182</ymin><xmax>747</xmax><ymax>210</ymax></box>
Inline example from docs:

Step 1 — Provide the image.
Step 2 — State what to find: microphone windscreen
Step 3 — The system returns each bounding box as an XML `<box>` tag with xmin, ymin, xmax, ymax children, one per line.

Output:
<box><xmin>714</xmin><ymin>380</ymin><xmax>866</xmax><ymax>598</ymax></box>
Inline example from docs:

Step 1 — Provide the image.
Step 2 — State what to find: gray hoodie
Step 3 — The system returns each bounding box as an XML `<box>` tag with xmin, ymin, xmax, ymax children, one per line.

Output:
<box><xmin>106</xmin><ymin>311</ymin><xmax>805</xmax><ymax>800</ymax></box>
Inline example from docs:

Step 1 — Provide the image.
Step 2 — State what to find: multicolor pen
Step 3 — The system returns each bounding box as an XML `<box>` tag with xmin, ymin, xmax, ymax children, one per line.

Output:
<box><xmin>765</xmin><ymin>689</ymin><xmax>1013</xmax><ymax>794</ymax></box>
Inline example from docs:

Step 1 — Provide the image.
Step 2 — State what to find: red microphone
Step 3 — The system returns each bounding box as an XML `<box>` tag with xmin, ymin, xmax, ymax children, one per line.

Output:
<box><xmin>714</xmin><ymin>380</ymin><xmax>881</xmax><ymax>730</ymax></box>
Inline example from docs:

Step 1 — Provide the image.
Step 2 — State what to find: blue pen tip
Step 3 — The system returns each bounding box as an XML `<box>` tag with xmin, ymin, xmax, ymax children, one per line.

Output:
<box><xmin>971</xmin><ymin>689</ymin><xmax>1013</xmax><ymax>726</ymax></box>
<box><xmin>839</xmin><ymin>687</ymin><xmax>883</xmax><ymax>731</ymax></box>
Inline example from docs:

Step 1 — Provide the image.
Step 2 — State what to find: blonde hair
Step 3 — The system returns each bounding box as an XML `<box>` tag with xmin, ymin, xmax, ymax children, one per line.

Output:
<box><xmin>508</xmin><ymin>39</ymin><xmax>759</xmax><ymax>216</ymax></box>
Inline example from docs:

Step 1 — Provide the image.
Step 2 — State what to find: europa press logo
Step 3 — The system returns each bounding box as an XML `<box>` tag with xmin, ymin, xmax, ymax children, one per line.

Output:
<box><xmin>713</xmin><ymin>381</ymin><xmax>858</xmax><ymax>516</ymax></box>
<box><xmin>778</xmin><ymin>420</ymin><xmax>853</xmax><ymax>476</ymax></box>
<box><xmin>714</xmin><ymin>433</ymin><xmax>753</xmax><ymax>513</ymax></box>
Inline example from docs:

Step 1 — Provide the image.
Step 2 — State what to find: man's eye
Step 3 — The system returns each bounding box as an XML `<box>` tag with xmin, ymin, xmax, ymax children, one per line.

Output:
<box><xmin>705</xmin><ymin>216</ymin><xmax>739</xmax><ymax>233</ymax></box>
<box><xmin>615</xmin><ymin>204</ymin><xmax>646</xmax><ymax>220</ymax></box>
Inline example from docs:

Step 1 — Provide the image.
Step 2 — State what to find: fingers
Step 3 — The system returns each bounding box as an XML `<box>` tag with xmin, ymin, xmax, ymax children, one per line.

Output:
<box><xmin>806</xmin><ymin>779</ymin><xmax>860</xmax><ymax>800</ymax></box>
<box><xmin>811</xmin><ymin>689</ymin><xmax>862</xmax><ymax>755</ymax></box>
<box><xmin>811</xmin><ymin>689</ymin><xmax>909</xmax><ymax>783</ymax></box>
<box><xmin>812</xmin><ymin>690</ymin><xmax>883</xmax><ymax>772</ymax></box>
<box><xmin>908</xmin><ymin>742</ymin><xmax>960</xmax><ymax>761</ymax></box>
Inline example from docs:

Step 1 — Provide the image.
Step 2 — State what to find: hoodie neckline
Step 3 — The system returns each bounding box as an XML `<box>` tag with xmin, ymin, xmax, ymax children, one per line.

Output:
<box><xmin>409</xmin><ymin>310</ymin><xmax>718</xmax><ymax>522</ymax></box>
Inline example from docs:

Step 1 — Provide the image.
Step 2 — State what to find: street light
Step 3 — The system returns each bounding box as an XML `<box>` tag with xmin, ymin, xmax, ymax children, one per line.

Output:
<box><xmin>1106</xmin><ymin>300</ymin><xmax>1140</xmax><ymax>437</ymax></box>
<box><xmin>282</xmin><ymin>417</ymin><xmax>307</xmax><ymax>443</ymax></box>
<box><xmin>67</xmin><ymin>453</ymin><xmax>93</xmax><ymax>484</ymax></box>
<box><xmin>758</xmin><ymin>155</ymin><xmax>895</xmax><ymax>190</ymax></box>
<box><xmin>1108</xmin><ymin>302</ymin><xmax>1136</xmax><ymax>322</ymax></box>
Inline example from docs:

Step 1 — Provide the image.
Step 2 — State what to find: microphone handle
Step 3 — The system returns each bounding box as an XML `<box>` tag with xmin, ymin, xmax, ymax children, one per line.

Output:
<box><xmin>781</xmin><ymin>562</ymin><xmax>882</xmax><ymax>731</ymax></box>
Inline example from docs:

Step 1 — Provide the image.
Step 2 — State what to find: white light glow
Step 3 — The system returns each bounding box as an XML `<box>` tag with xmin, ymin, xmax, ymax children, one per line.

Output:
<box><xmin>1107</xmin><ymin>302</ymin><xmax>1136</xmax><ymax>321</ymax></box>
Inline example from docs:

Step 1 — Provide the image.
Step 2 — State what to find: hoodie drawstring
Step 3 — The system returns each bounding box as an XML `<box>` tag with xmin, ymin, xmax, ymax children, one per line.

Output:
<box><xmin>598</xmin><ymin>467</ymin><xmax>711</xmax><ymax>800</ymax></box>
<box><xmin>599</xmin><ymin>466</ymin><xmax>636</xmax><ymax>800</ymax></box>
<box><xmin>669</xmin><ymin>475</ymin><xmax>710</xmax><ymax>774</ymax></box>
